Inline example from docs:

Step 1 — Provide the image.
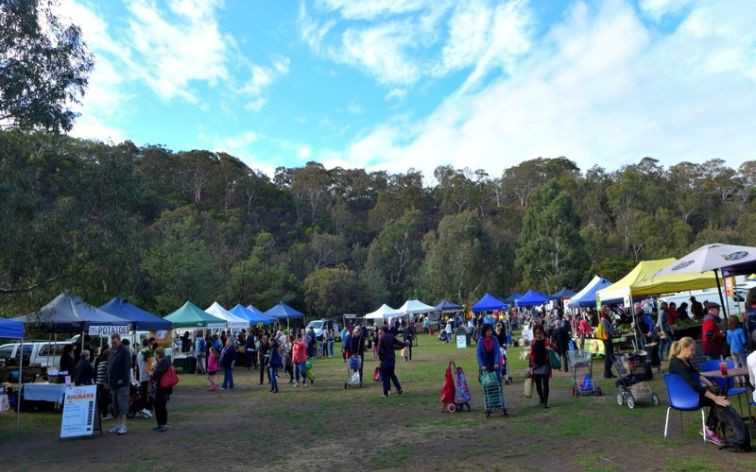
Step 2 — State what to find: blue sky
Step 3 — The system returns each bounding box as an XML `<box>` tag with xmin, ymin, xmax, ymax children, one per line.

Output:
<box><xmin>59</xmin><ymin>0</ymin><xmax>756</xmax><ymax>180</ymax></box>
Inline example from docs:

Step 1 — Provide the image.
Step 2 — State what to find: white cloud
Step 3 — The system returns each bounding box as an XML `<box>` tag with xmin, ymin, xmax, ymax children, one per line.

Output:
<box><xmin>301</xmin><ymin>0</ymin><xmax>532</xmax><ymax>90</ymax></box>
<box><xmin>126</xmin><ymin>0</ymin><xmax>229</xmax><ymax>102</ymax></box>
<box><xmin>239</xmin><ymin>56</ymin><xmax>291</xmax><ymax>112</ymax></box>
<box><xmin>335</xmin><ymin>0</ymin><xmax>756</xmax><ymax>178</ymax></box>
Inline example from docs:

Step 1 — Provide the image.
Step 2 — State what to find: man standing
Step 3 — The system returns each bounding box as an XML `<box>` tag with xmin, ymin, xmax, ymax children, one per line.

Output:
<box><xmin>219</xmin><ymin>339</ymin><xmax>236</xmax><ymax>390</ymax></box>
<box><xmin>702</xmin><ymin>302</ymin><xmax>725</xmax><ymax>359</ymax></box>
<box><xmin>600</xmin><ymin>306</ymin><xmax>615</xmax><ymax>379</ymax></box>
<box><xmin>107</xmin><ymin>333</ymin><xmax>131</xmax><ymax>435</ymax></box>
<box><xmin>403</xmin><ymin>322</ymin><xmax>415</xmax><ymax>360</ymax></box>
<box><xmin>194</xmin><ymin>332</ymin><xmax>206</xmax><ymax>375</ymax></box>
<box><xmin>690</xmin><ymin>296</ymin><xmax>704</xmax><ymax>320</ymax></box>
<box><xmin>378</xmin><ymin>325</ymin><xmax>406</xmax><ymax>397</ymax></box>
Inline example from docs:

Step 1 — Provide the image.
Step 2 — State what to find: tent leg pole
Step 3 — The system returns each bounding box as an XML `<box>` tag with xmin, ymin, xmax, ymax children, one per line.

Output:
<box><xmin>714</xmin><ymin>269</ymin><xmax>727</xmax><ymax>318</ymax></box>
<box><xmin>17</xmin><ymin>336</ymin><xmax>23</xmax><ymax>428</ymax></box>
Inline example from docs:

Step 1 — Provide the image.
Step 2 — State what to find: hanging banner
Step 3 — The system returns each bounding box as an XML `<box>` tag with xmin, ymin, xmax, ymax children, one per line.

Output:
<box><xmin>88</xmin><ymin>325</ymin><xmax>130</xmax><ymax>336</ymax></box>
<box><xmin>724</xmin><ymin>276</ymin><xmax>735</xmax><ymax>297</ymax></box>
<box><xmin>60</xmin><ymin>385</ymin><xmax>98</xmax><ymax>439</ymax></box>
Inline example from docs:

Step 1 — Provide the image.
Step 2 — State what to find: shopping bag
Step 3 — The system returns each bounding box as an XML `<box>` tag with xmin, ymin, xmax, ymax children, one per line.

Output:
<box><xmin>159</xmin><ymin>366</ymin><xmax>180</xmax><ymax>388</ymax></box>
<box><xmin>348</xmin><ymin>355</ymin><xmax>359</xmax><ymax>371</ymax></box>
<box><xmin>373</xmin><ymin>366</ymin><xmax>381</xmax><ymax>382</ymax></box>
<box><xmin>349</xmin><ymin>372</ymin><xmax>360</xmax><ymax>385</ymax></box>
<box><xmin>595</xmin><ymin>321</ymin><xmax>608</xmax><ymax>341</ymax></box>
<box><xmin>549</xmin><ymin>349</ymin><xmax>561</xmax><ymax>370</ymax></box>
<box><xmin>523</xmin><ymin>377</ymin><xmax>533</xmax><ymax>398</ymax></box>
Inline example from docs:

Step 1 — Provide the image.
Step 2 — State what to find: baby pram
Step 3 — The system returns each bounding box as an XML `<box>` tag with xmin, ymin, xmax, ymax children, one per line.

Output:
<box><xmin>344</xmin><ymin>355</ymin><xmax>363</xmax><ymax>389</ymax></box>
<box><xmin>567</xmin><ymin>349</ymin><xmax>602</xmax><ymax>397</ymax></box>
<box><xmin>441</xmin><ymin>361</ymin><xmax>471</xmax><ymax>412</ymax></box>
<box><xmin>614</xmin><ymin>351</ymin><xmax>660</xmax><ymax>409</ymax></box>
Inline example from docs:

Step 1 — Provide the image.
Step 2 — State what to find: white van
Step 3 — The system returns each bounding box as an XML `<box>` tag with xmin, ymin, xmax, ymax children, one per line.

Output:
<box><xmin>0</xmin><ymin>341</ymin><xmax>72</xmax><ymax>369</ymax></box>
<box><xmin>659</xmin><ymin>287</ymin><xmax>749</xmax><ymax>318</ymax></box>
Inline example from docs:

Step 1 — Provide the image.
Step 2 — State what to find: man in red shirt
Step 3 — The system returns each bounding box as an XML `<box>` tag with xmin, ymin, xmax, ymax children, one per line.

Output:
<box><xmin>701</xmin><ymin>302</ymin><xmax>725</xmax><ymax>359</ymax></box>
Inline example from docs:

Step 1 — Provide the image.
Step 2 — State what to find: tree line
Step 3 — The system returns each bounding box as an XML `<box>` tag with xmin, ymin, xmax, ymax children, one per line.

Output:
<box><xmin>1</xmin><ymin>1</ymin><xmax>754</xmax><ymax>320</ymax></box>
<box><xmin>1</xmin><ymin>130</ymin><xmax>753</xmax><ymax>319</ymax></box>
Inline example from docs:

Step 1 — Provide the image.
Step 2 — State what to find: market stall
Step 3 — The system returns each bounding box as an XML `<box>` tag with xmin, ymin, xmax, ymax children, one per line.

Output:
<box><xmin>0</xmin><ymin>318</ymin><xmax>24</xmax><ymax>426</ymax></box>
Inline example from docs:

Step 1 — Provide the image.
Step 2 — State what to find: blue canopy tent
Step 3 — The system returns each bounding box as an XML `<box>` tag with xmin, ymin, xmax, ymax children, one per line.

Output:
<box><xmin>515</xmin><ymin>290</ymin><xmax>550</xmax><ymax>307</ymax></box>
<box><xmin>14</xmin><ymin>293</ymin><xmax>129</xmax><ymax>331</ymax></box>
<box><xmin>246</xmin><ymin>305</ymin><xmax>278</xmax><ymax>324</ymax></box>
<box><xmin>0</xmin><ymin>318</ymin><xmax>24</xmax><ymax>339</ymax></box>
<box><xmin>549</xmin><ymin>287</ymin><xmax>576</xmax><ymax>300</ymax></box>
<box><xmin>434</xmin><ymin>299</ymin><xmax>463</xmax><ymax>313</ymax></box>
<box><xmin>99</xmin><ymin>298</ymin><xmax>172</xmax><ymax>331</ymax></box>
<box><xmin>567</xmin><ymin>276</ymin><xmax>612</xmax><ymax>308</ymax></box>
<box><xmin>472</xmin><ymin>293</ymin><xmax>506</xmax><ymax>313</ymax></box>
<box><xmin>503</xmin><ymin>291</ymin><xmax>523</xmax><ymax>304</ymax></box>
<box><xmin>265</xmin><ymin>302</ymin><xmax>304</xmax><ymax>321</ymax></box>
<box><xmin>0</xmin><ymin>318</ymin><xmax>24</xmax><ymax>427</ymax></box>
<box><xmin>230</xmin><ymin>304</ymin><xmax>276</xmax><ymax>325</ymax></box>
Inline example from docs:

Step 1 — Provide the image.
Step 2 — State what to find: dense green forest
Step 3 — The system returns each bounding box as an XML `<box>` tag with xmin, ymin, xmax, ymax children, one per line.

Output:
<box><xmin>0</xmin><ymin>1</ymin><xmax>754</xmax><ymax>319</ymax></box>
<box><xmin>1</xmin><ymin>130</ymin><xmax>754</xmax><ymax>318</ymax></box>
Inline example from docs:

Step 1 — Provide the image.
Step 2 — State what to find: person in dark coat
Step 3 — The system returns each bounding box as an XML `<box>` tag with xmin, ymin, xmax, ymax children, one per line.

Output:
<box><xmin>74</xmin><ymin>349</ymin><xmax>95</xmax><ymax>385</ymax></box>
<box><xmin>59</xmin><ymin>344</ymin><xmax>76</xmax><ymax>374</ymax></box>
<box><xmin>219</xmin><ymin>338</ymin><xmax>236</xmax><ymax>390</ymax></box>
<box><xmin>554</xmin><ymin>319</ymin><xmax>571</xmax><ymax>373</ymax></box>
<box><xmin>150</xmin><ymin>347</ymin><xmax>172</xmax><ymax>432</ymax></box>
<box><xmin>377</xmin><ymin>325</ymin><xmax>405</xmax><ymax>397</ymax></box>
<box><xmin>348</xmin><ymin>327</ymin><xmax>366</xmax><ymax>384</ymax></box>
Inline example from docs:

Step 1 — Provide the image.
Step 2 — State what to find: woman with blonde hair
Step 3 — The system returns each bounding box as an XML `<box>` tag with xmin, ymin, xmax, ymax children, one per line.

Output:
<box><xmin>668</xmin><ymin>337</ymin><xmax>729</xmax><ymax>445</ymax></box>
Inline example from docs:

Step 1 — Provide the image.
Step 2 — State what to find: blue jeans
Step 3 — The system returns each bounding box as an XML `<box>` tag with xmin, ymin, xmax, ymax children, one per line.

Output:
<box><xmin>269</xmin><ymin>367</ymin><xmax>278</xmax><ymax>390</ymax></box>
<box><xmin>658</xmin><ymin>337</ymin><xmax>671</xmax><ymax>362</ymax></box>
<box><xmin>222</xmin><ymin>366</ymin><xmax>234</xmax><ymax>389</ymax></box>
<box><xmin>295</xmin><ymin>362</ymin><xmax>306</xmax><ymax>383</ymax></box>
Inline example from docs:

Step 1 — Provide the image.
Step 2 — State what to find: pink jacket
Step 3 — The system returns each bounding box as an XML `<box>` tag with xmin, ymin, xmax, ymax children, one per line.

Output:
<box><xmin>292</xmin><ymin>340</ymin><xmax>307</xmax><ymax>364</ymax></box>
<box><xmin>208</xmin><ymin>352</ymin><xmax>219</xmax><ymax>372</ymax></box>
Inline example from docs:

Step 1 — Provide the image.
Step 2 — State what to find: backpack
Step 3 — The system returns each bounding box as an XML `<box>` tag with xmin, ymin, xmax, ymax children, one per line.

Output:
<box><xmin>715</xmin><ymin>405</ymin><xmax>752</xmax><ymax>452</ymax></box>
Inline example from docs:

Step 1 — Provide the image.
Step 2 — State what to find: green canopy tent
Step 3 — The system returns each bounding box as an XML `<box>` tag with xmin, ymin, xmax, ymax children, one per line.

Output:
<box><xmin>164</xmin><ymin>301</ymin><xmax>226</xmax><ymax>329</ymax></box>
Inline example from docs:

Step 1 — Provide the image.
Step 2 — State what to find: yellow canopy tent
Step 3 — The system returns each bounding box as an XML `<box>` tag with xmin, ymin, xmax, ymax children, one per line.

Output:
<box><xmin>596</xmin><ymin>258</ymin><xmax>718</xmax><ymax>305</ymax></box>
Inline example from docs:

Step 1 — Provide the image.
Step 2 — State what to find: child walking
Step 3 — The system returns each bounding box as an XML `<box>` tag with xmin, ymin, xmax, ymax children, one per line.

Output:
<box><xmin>207</xmin><ymin>346</ymin><xmax>220</xmax><ymax>392</ymax></box>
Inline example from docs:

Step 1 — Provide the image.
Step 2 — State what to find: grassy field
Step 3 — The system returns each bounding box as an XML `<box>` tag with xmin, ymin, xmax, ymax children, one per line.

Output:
<box><xmin>1</xmin><ymin>335</ymin><xmax>754</xmax><ymax>471</ymax></box>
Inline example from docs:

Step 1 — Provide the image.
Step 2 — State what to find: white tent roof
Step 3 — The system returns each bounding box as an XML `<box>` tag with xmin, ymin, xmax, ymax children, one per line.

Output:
<box><xmin>398</xmin><ymin>299</ymin><xmax>435</xmax><ymax>314</ymax></box>
<box><xmin>205</xmin><ymin>302</ymin><xmax>249</xmax><ymax>329</ymax></box>
<box><xmin>365</xmin><ymin>304</ymin><xmax>404</xmax><ymax>319</ymax></box>
<box><xmin>567</xmin><ymin>275</ymin><xmax>604</xmax><ymax>308</ymax></box>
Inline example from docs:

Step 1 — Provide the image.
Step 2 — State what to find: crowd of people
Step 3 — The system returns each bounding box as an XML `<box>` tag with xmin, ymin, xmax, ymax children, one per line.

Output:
<box><xmin>42</xmin><ymin>288</ymin><xmax>755</xmax><ymax>447</ymax></box>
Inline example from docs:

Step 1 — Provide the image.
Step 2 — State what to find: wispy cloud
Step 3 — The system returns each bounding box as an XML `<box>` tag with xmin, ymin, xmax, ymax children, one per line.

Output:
<box><xmin>300</xmin><ymin>0</ymin><xmax>532</xmax><ymax>91</ymax></box>
<box><xmin>333</xmin><ymin>0</ymin><xmax>756</xmax><ymax>178</ymax></box>
<box><xmin>126</xmin><ymin>0</ymin><xmax>230</xmax><ymax>102</ymax></box>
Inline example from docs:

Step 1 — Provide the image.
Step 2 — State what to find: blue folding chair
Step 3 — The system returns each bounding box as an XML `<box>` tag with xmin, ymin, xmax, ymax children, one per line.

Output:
<box><xmin>663</xmin><ymin>373</ymin><xmax>707</xmax><ymax>443</ymax></box>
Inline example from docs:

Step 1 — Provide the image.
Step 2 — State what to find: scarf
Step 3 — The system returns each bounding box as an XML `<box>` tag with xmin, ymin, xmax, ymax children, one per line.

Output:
<box><xmin>483</xmin><ymin>337</ymin><xmax>494</xmax><ymax>353</ymax></box>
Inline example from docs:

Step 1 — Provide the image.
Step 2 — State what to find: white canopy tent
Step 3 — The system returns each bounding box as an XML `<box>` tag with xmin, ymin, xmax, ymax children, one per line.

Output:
<box><xmin>398</xmin><ymin>299</ymin><xmax>435</xmax><ymax>315</ymax></box>
<box><xmin>205</xmin><ymin>302</ymin><xmax>249</xmax><ymax>330</ymax></box>
<box><xmin>365</xmin><ymin>304</ymin><xmax>404</xmax><ymax>319</ymax></box>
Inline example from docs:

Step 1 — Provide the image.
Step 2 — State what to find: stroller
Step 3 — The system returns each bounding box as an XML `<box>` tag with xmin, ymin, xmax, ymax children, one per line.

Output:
<box><xmin>567</xmin><ymin>349</ymin><xmax>602</xmax><ymax>397</ymax></box>
<box><xmin>614</xmin><ymin>351</ymin><xmax>660</xmax><ymax>409</ymax></box>
<box><xmin>441</xmin><ymin>361</ymin><xmax>471</xmax><ymax>413</ymax></box>
<box><xmin>344</xmin><ymin>355</ymin><xmax>363</xmax><ymax>389</ymax></box>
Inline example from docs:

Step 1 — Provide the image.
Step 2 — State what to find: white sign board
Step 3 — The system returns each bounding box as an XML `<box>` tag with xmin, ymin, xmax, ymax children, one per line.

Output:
<box><xmin>88</xmin><ymin>325</ymin><xmax>130</xmax><ymax>336</ymax></box>
<box><xmin>60</xmin><ymin>385</ymin><xmax>98</xmax><ymax>439</ymax></box>
<box><xmin>456</xmin><ymin>335</ymin><xmax>467</xmax><ymax>349</ymax></box>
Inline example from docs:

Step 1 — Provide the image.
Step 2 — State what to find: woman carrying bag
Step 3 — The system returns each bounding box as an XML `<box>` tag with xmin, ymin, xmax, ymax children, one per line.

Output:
<box><xmin>150</xmin><ymin>347</ymin><xmax>176</xmax><ymax>433</ymax></box>
<box><xmin>528</xmin><ymin>325</ymin><xmax>554</xmax><ymax>408</ymax></box>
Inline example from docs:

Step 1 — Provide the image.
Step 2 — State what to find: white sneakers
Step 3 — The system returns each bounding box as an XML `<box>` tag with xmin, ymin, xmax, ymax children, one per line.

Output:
<box><xmin>109</xmin><ymin>424</ymin><xmax>128</xmax><ymax>435</ymax></box>
<box><xmin>142</xmin><ymin>409</ymin><xmax>153</xmax><ymax>418</ymax></box>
